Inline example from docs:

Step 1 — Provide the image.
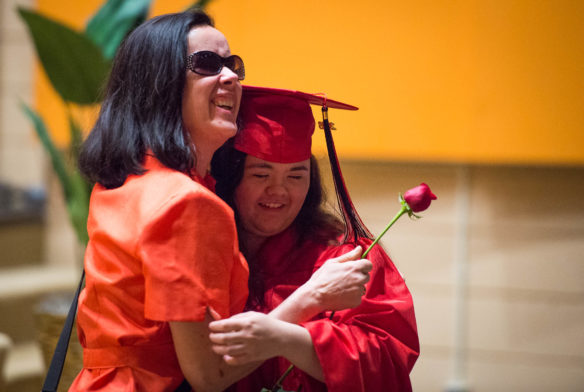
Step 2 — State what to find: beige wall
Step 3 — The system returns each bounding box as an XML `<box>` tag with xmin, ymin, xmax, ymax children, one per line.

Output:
<box><xmin>328</xmin><ymin>158</ymin><xmax>584</xmax><ymax>391</ymax></box>
<box><xmin>0</xmin><ymin>0</ymin><xmax>44</xmax><ymax>188</ymax></box>
<box><xmin>0</xmin><ymin>0</ymin><xmax>77</xmax><ymax>268</ymax></box>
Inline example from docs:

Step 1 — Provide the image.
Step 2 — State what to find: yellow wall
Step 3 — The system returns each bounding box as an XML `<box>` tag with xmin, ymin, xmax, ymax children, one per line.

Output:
<box><xmin>36</xmin><ymin>0</ymin><xmax>584</xmax><ymax>165</ymax></box>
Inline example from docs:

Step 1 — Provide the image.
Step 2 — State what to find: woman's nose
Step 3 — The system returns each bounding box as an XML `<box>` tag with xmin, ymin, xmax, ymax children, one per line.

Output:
<box><xmin>219</xmin><ymin>65</ymin><xmax>239</xmax><ymax>84</ymax></box>
<box><xmin>266</xmin><ymin>182</ymin><xmax>286</xmax><ymax>196</ymax></box>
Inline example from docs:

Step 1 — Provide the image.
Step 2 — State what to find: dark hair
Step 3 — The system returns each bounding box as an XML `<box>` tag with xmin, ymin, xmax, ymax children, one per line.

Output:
<box><xmin>211</xmin><ymin>140</ymin><xmax>344</xmax><ymax>307</ymax></box>
<box><xmin>79</xmin><ymin>10</ymin><xmax>214</xmax><ymax>189</ymax></box>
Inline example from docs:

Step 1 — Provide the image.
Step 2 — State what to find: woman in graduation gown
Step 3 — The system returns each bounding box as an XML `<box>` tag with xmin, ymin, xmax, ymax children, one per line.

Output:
<box><xmin>210</xmin><ymin>86</ymin><xmax>420</xmax><ymax>392</ymax></box>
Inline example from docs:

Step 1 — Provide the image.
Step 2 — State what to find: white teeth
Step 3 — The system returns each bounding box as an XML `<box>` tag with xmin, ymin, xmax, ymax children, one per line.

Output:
<box><xmin>214</xmin><ymin>98</ymin><xmax>233</xmax><ymax>109</ymax></box>
<box><xmin>260</xmin><ymin>202</ymin><xmax>283</xmax><ymax>209</ymax></box>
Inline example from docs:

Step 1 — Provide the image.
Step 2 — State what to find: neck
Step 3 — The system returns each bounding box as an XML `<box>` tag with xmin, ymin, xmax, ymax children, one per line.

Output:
<box><xmin>240</xmin><ymin>230</ymin><xmax>268</xmax><ymax>260</ymax></box>
<box><xmin>193</xmin><ymin>145</ymin><xmax>212</xmax><ymax>178</ymax></box>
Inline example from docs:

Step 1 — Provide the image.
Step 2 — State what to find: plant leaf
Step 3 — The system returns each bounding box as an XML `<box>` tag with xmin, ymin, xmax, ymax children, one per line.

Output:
<box><xmin>67</xmin><ymin>170</ymin><xmax>91</xmax><ymax>245</ymax></box>
<box><xmin>65</xmin><ymin>106</ymin><xmax>84</xmax><ymax>163</ymax></box>
<box><xmin>185</xmin><ymin>0</ymin><xmax>213</xmax><ymax>10</ymax></box>
<box><xmin>20</xmin><ymin>102</ymin><xmax>72</xmax><ymax>201</ymax></box>
<box><xmin>65</xmin><ymin>108</ymin><xmax>92</xmax><ymax>244</ymax></box>
<box><xmin>20</xmin><ymin>102</ymin><xmax>91</xmax><ymax>244</ymax></box>
<box><xmin>85</xmin><ymin>0</ymin><xmax>152</xmax><ymax>60</ymax></box>
<box><xmin>18</xmin><ymin>7</ymin><xmax>111</xmax><ymax>104</ymax></box>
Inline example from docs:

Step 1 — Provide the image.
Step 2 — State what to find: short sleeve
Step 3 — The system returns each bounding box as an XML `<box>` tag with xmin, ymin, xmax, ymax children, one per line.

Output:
<box><xmin>139</xmin><ymin>188</ymin><xmax>242</xmax><ymax>322</ymax></box>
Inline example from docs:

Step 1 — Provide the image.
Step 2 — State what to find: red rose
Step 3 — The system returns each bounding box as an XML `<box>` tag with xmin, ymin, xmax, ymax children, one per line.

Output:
<box><xmin>361</xmin><ymin>183</ymin><xmax>437</xmax><ymax>259</ymax></box>
<box><xmin>403</xmin><ymin>183</ymin><xmax>437</xmax><ymax>213</ymax></box>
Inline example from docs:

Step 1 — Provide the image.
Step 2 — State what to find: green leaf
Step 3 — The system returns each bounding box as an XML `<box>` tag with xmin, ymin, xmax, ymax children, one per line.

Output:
<box><xmin>67</xmin><ymin>170</ymin><xmax>90</xmax><ymax>245</ymax></box>
<box><xmin>65</xmin><ymin>107</ymin><xmax>84</xmax><ymax>163</ymax></box>
<box><xmin>85</xmin><ymin>0</ymin><xmax>151</xmax><ymax>60</ymax></box>
<box><xmin>18</xmin><ymin>7</ymin><xmax>111</xmax><ymax>104</ymax></box>
<box><xmin>185</xmin><ymin>0</ymin><xmax>213</xmax><ymax>10</ymax></box>
<box><xmin>20</xmin><ymin>102</ymin><xmax>73</xmax><ymax>200</ymax></box>
<box><xmin>65</xmin><ymin>109</ymin><xmax>91</xmax><ymax>244</ymax></box>
<box><xmin>20</xmin><ymin>102</ymin><xmax>91</xmax><ymax>244</ymax></box>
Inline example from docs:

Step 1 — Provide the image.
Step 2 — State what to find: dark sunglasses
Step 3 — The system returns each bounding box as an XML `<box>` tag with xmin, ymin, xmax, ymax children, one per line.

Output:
<box><xmin>186</xmin><ymin>51</ymin><xmax>245</xmax><ymax>80</ymax></box>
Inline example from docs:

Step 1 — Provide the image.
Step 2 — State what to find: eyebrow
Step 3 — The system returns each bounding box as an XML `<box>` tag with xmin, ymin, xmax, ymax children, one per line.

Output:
<box><xmin>245</xmin><ymin>163</ymin><xmax>309</xmax><ymax>171</ymax></box>
<box><xmin>246</xmin><ymin>162</ymin><xmax>271</xmax><ymax>168</ymax></box>
<box><xmin>290</xmin><ymin>166</ymin><xmax>309</xmax><ymax>172</ymax></box>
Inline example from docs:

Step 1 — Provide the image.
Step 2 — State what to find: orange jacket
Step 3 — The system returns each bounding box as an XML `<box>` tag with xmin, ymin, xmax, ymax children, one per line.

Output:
<box><xmin>70</xmin><ymin>155</ymin><xmax>248</xmax><ymax>391</ymax></box>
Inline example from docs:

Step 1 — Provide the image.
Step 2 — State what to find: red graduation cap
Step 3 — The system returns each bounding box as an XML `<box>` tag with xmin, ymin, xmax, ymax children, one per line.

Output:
<box><xmin>234</xmin><ymin>85</ymin><xmax>357</xmax><ymax>163</ymax></box>
<box><xmin>234</xmin><ymin>85</ymin><xmax>372</xmax><ymax>242</ymax></box>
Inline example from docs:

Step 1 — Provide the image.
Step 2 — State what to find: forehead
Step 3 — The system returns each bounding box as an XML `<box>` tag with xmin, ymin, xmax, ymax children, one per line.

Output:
<box><xmin>245</xmin><ymin>155</ymin><xmax>310</xmax><ymax>169</ymax></box>
<box><xmin>186</xmin><ymin>25</ymin><xmax>231</xmax><ymax>56</ymax></box>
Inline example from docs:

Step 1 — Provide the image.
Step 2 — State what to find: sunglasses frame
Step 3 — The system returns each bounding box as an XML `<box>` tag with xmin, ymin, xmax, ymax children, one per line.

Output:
<box><xmin>186</xmin><ymin>51</ymin><xmax>245</xmax><ymax>80</ymax></box>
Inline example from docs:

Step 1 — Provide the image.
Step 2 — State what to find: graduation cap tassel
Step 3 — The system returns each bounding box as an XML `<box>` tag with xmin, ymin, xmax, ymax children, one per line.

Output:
<box><xmin>321</xmin><ymin>106</ymin><xmax>372</xmax><ymax>243</ymax></box>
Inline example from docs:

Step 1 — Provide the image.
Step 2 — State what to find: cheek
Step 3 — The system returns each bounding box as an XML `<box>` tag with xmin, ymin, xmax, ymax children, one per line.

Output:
<box><xmin>183</xmin><ymin>77</ymin><xmax>209</xmax><ymax>112</ymax></box>
<box><xmin>234</xmin><ymin>183</ymin><xmax>256</xmax><ymax>213</ymax></box>
<box><xmin>182</xmin><ymin>83</ymin><xmax>198</xmax><ymax>125</ymax></box>
<box><xmin>234</xmin><ymin>185</ymin><xmax>260</xmax><ymax>232</ymax></box>
<box><xmin>291</xmin><ymin>182</ymin><xmax>310</xmax><ymax>210</ymax></box>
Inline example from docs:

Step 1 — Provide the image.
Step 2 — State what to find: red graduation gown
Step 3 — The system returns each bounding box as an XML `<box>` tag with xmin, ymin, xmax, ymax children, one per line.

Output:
<box><xmin>230</xmin><ymin>227</ymin><xmax>419</xmax><ymax>392</ymax></box>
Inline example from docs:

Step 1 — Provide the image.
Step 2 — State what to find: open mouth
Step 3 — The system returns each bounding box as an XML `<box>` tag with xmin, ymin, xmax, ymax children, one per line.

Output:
<box><xmin>214</xmin><ymin>97</ymin><xmax>234</xmax><ymax>111</ymax></box>
<box><xmin>259</xmin><ymin>202</ymin><xmax>284</xmax><ymax>209</ymax></box>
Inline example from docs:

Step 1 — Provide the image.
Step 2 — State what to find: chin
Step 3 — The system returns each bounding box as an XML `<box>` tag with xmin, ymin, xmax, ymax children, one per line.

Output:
<box><xmin>207</xmin><ymin>126</ymin><xmax>237</xmax><ymax>147</ymax></box>
<box><xmin>216</xmin><ymin>122</ymin><xmax>238</xmax><ymax>138</ymax></box>
<box><xmin>258</xmin><ymin>226</ymin><xmax>287</xmax><ymax>238</ymax></box>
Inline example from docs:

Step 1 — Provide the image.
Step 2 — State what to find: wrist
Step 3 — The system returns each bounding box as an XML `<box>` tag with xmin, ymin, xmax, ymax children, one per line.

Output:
<box><xmin>277</xmin><ymin>322</ymin><xmax>310</xmax><ymax>360</ymax></box>
<box><xmin>289</xmin><ymin>283</ymin><xmax>324</xmax><ymax>319</ymax></box>
<box><xmin>269</xmin><ymin>284</ymin><xmax>323</xmax><ymax>324</ymax></box>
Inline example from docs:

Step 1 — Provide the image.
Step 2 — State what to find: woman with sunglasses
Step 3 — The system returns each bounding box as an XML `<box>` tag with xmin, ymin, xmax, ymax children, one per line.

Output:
<box><xmin>68</xmin><ymin>9</ymin><xmax>251</xmax><ymax>392</ymax></box>
<box><xmin>209</xmin><ymin>86</ymin><xmax>419</xmax><ymax>392</ymax></box>
<box><xmin>69</xmin><ymin>10</ymin><xmax>369</xmax><ymax>392</ymax></box>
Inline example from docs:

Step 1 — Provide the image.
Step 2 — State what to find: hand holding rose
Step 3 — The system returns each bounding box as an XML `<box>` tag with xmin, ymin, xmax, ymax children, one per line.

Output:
<box><xmin>303</xmin><ymin>246</ymin><xmax>372</xmax><ymax>311</ymax></box>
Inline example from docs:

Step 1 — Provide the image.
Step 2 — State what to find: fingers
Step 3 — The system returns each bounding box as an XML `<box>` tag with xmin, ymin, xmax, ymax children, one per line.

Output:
<box><xmin>329</xmin><ymin>247</ymin><xmax>373</xmax><ymax>275</ymax></box>
<box><xmin>222</xmin><ymin>354</ymin><xmax>240</xmax><ymax>365</ymax></box>
<box><xmin>212</xmin><ymin>343</ymin><xmax>258</xmax><ymax>365</ymax></box>
<box><xmin>222</xmin><ymin>353</ymin><xmax>252</xmax><ymax>366</ymax></box>
<box><xmin>209</xmin><ymin>330</ymin><xmax>241</xmax><ymax>345</ymax></box>
<box><xmin>354</xmin><ymin>257</ymin><xmax>373</xmax><ymax>274</ymax></box>
<box><xmin>333</xmin><ymin>246</ymin><xmax>362</xmax><ymax>263</ymax></box>
<box><xmin>345</xmin><ymin>258</ymin><xmax>372</xmax><ymax>284</ymax></box>
<box><xmin>209</xmin><ymin>328</ymin><xmax>251</xmax><ymax>362</ymax></box>
<box><xmin>206</xmin><ymin>306</ymin><xmax>221</xmax><ymax>321</ymax></box>
<box><xmin>208</xmin><ymin>319</ymin><xmax>239</xmax><ymax>333</ymax></box>
<box><xmin>211</xmin><ymin>341</ymin><xmax>246</xmax><ymax>356</ymax></box>
<box><xmin>208</xmin><ymin>311</ymin><xmax>259</xmax><ymax>332</ymax></box>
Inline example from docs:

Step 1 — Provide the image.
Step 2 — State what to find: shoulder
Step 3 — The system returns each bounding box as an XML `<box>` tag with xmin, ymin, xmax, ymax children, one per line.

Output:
<box><xmin>142</xmin><ymin>168</ymin><xmax>233</xmax><ymax>222</ymax></box>
<box><xmin>314</xmin><ymin>237</ymin><xmax>391</xmax><ymax>268</ymax></box>
<box><xmin>91</xmin><ymin>156</ymin><xmax>233</xmax><ymax>227</ymax></box>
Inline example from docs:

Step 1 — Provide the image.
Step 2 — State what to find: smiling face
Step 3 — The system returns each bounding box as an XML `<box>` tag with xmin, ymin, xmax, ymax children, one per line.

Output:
<box><xmin>182</xmin><ymin>25</ymin><xmax>242</xmax><ymax>173</ymax></box>
<box><xmin>234</xmin><ymin>155</ymin><xmax>311</xmax><ymax>245</ymax></box>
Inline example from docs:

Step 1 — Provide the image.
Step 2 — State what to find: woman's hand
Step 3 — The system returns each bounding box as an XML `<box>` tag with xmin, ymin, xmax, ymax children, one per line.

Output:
<box><xmin>269</xmin><ymin>246</ymin><xmax>373</xmax><ymax>324</ymax></box>
<box><xmin>209</xmin><ymin>311</ymin><xmax>290</xmax><ymax>365</ymax></box>
<box><xmin>209</xmin><ymin>312</ymin><xmax>326</xmax><ymax>380</ymax></box>
<box><xmin>303</xmin><ymin>246</ymin><xmax>373</xmax><ymax>311</ymax></box>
